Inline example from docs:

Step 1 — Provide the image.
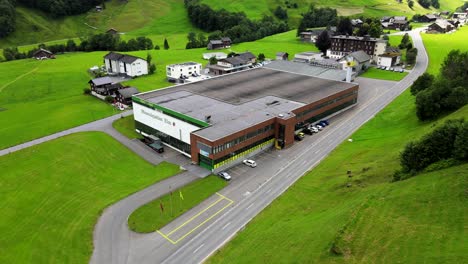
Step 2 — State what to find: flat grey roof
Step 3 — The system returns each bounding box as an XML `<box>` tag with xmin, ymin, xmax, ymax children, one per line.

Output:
<box><xmin>264</xmin><ymin>60</ymin><xmax>347</xmax><ymax>82</ymax></box>
<box><xmin>137</xmin><ymin>67</ymin><xmax>357</xmax><ymax>141</ymax></box>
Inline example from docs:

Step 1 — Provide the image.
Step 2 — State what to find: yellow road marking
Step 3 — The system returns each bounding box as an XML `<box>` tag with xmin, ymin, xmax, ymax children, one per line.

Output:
<box><xmin>156</xmin><ymin>230</ymin><xmax>177</xmax><ymax>245</ymax></box>
<box><xmin>157</xmin><ymin>193</ymin><xmax>234</xmax><ymax>244</ymax></box>
<box><xmin>166</xmin><ymin>197</ymin><xmax>224</xmax><ymax>236</ymax></box>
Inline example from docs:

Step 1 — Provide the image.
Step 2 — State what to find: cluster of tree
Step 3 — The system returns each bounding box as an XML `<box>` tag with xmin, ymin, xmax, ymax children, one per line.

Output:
<box><xmin>315</xmin><ymin>31</ymin><xmax>331</xmax><ymax>54</ymax></box>
<box><xmin>274</xmin><ymin>6</ymin><xmax>288</xmax><ymax>20</ymax></box>
<box><xmin>412</xmin><ymin>50</ymin><xmax>468</xmax><ymax>121</ymax></box>
<box><xmin>408</xmin><ymin>0</ymin><xmax>414</xmax><ymax>9</ymax></box>
<box><xmin>297</xmin><ymin>5</ymin><xmax>338</xmax><ymax>35</ymax></box>
<box><xmin>399</xmin><ymin>33</ymin><xmax>413</xmax><ymax>50</ymax></box>
<box><xmin>418</xmin><ymin>0</ymin><xmax>439</xmax><ymax>9</ymax></box>
<box><xmin>185</xmin><ymin>32</ymin><xmax>207</xmax><ymax>49</ymax></box>
<box><xmin>3</xmin><ymin>34</ymin><xmax>158</xmax><ymax>61</ymax></box>
<box><xmin>284</xmin><ymin>1</ymin><xmax>298</xmax><ymax>9</ymax></box>
<box><xmin>0</xmin><ymin>0</ymin><xmax>16</xmax><ymax>38</ymax></box>
<box><xmin>394</xmin><ymin>119</ymin><xmax>467</xmax><ymax>181</ymax></box>
<box><xmin>184</xmin><ymin>0</ymin><xmax>288</xmax><ymax>43</ymax></box>
<box><xmin>335</xmin><ymin>16</ymin><xmax>382</xmax><ymax>38</ymax></box>
<box><xmin>18</xmin><ymin>0</ymin><xmax>103</xmax><ymax>17</ymax></box>
<box><xmin>406</xmin><ymin>47</ymin><xmax>418</xmax><ymax>65</ymax></box>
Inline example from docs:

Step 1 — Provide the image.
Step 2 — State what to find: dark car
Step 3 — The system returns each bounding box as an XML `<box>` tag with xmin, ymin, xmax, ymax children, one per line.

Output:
<box><xmin>149</xmin><ymin>141</ymin><xmax>164</xmax><ymax>153</ymax></box>
<box><xmin>318</xmin><ymin>120</ymin><xmax>329</xmax><ymax>126</ymax></box>
<box><xmin>302</xmin><ymin>128</ymin><xmax>313</xmax><ymax>135</ymax></box>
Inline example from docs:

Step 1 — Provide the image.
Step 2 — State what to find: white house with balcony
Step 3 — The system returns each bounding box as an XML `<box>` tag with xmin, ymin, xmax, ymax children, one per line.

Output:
<box><xmin>104</xmin><ymin>52</ymin><xmax>148</xmax><ymax>77</ymax></box>
<box><xmin>166</xmin><ymin>62</ymin><xmax>202</xmax><ymax>82</ymax></box>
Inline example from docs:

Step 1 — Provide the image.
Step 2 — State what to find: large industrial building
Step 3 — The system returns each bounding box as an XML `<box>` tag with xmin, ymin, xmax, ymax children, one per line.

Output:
<box><xmin>133</xmin><ymin>66</ymin><xmax>359</xmax><ymax>172</ymax></box>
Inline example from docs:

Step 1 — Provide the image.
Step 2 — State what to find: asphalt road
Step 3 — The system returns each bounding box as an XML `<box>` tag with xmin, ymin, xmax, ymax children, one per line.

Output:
<box><xmin>90</xmin><ymin>29</ymin><xmax>428</xmax><ymax>264</ymax></box>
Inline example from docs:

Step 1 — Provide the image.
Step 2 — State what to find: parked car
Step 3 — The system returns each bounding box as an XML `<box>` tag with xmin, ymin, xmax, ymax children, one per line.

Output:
<box><xmin>400</xmin><ymin>69</ymin><xmax>404</xmax><ymax>73</ymax></box>
<box><xmin>149</xmin><ymin>141</ymin><xmax>164</xmax><ymax>153</ymax></box>
<box><xmin>316</xmin><ymin>124</ymin><xmax>324</xmax><ymax>130</ymax></box>
<box><xmin>243</xmin><ymin>159</ymin><xmax>257</xmax><ymax>167</ymax></box>
<box><xmin>302</xmin><ymin>128</ymin><xmax>313</xmax><ymax>135</ymax></box>
<box><xmin>321</xmin><ymin>120</ymin><xmax>329</xmax><ymax>126</ymax></box>
<box><xmin>294</xmin><ymin>132</ymin><xmax>305</xmax><ymax>141</ymax></box>
<box><xmin>318</xmin><ymin>120</ymin><xmax>328</xmax><ymax>127</ymax></box>
<box><xmin>218</xmin><ymin>171</ymin><xmax>231</xmax><ymax>181</ymax></box>
<box><xmin>308</xmin><ymin>125</ymin><xmax>319</xmax><ymax>133</ymax></box>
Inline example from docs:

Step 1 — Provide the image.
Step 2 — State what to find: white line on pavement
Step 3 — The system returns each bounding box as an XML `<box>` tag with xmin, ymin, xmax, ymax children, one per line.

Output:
<box><xmin>193</xmin><ymin>244</ymin><xmax>205</xmax><ymax>254</ymax></box>
<box><xmin>246</xmin><ymin>203</ymin><xmax>255</xmax><ymax>210</ymax></box>
<box><xmin>222</xmin><ymin>222</ymin><xmax>231</xmax><ymax>230</ymax></box>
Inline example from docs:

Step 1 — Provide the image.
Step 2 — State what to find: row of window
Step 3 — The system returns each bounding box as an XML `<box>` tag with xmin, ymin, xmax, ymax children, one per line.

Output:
<box><xmin>296</xmin><ymin>90</ymin><xmax>357</xmax><ymax>119</ymax></box>
<box><xmin>212</xmin><ymin>124</ymin><xmax>274</xmax><ymax>154</ymax></box>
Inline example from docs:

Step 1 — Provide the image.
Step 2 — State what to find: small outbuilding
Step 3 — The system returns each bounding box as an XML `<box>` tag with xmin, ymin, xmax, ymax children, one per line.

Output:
<box><xmin>106</xmin><ymin>28</ymin><xmax>118</xmax><ymax>35</ymax></box>
<box><xmin>32</xmin><ymin>48</ymin><xmax>55</xmax><ymax>60</ymax></box>
<box><xmin>116</xmin><ymin>87</ymin><xmax>140</xmax><ymax>105</ymax></box>
<box><xmin>276</xmin><ymin>52</ymin><xmax>289</xmax><ymax>61</ymax></box>
<box><xmin>342</xmin><ymin>50</ymin><xmax>371</xmax><ymax>73</ymax></box>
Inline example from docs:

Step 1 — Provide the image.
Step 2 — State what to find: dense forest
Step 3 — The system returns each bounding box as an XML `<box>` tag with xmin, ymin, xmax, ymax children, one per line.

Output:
<box><xmin>184</xmin><ymin>0</ymin><xmax>288</xmax><ymax>43</ymax></box>
<box><xmin>0</xmin><ymin>0</ymin><xmax>16</xmax><ymax>38</ymax></box>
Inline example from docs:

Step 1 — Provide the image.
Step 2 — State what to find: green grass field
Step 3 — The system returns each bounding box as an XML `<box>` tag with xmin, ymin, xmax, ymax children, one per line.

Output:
<box><xmin>112</xmin><ymin>115</ymin><xmax>142</xmax><ymax>139</ymax></box>
<box><xmin>0</xmin><ymin>132</ymin><xmax>181</xmax><ymax>264</ymax></box>
<box><xmin>208</xmin><ymin>29</ymin><xmax>468</xmax><ymax>263</ymax></box>
<box><xmin>422</xmin><ymin>27</ymin><xmax>468</xmax><ymax>75</ymax></box>
<box><xmin>360</xmin><ymin>67</ymin><xmax>408</xmax><ymax>81</ymax></box>
<box><xmin>0</xmin><ymin>30</ymin><xmax>316</xmax><ymax>149</ymax></box>
<box><xmin>128</xmin><ymin>176</ymin><xmax>227</xmax><ymax>233</ymax></box>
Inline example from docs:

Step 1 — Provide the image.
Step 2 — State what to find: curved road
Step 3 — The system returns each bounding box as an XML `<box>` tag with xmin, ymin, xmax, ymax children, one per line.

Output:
<box><xmin>89</xmin><ymin>29</ymin><xmax>428</xmax><ymax>264</ymax></box>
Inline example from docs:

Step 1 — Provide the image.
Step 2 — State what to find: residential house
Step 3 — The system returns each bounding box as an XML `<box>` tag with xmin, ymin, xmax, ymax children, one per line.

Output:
<box><xmin>166</xmin><ymin>62</ymin><xmax>202</xmax><ymax>82</ymax></box>
<box><xmin>351</xmin><ymin>19</ymin><xmax>363</xmax><ymax>27</ymax></box>
<box><xmin>32</xmin><ymin>48</ymin><xmax>55</xmax><ymax>60</ymax></box>
<box><xmin>106</xmin><ymin>28</ymin><xmax>118</xmax><ymax>35</ymax></box>
<box><xmin>440</xmin><ymin>11</ymin><xmax>450</xmax><ymax>16</ymax></box>
<box><xmin>381</xmin><ymin>16</ymin><xmax>409</xmax><ymax>31</ymax></box>
<box><xmin>116</xmin><ymin>87</ymin><xmax>140</xmax><ymax>105</ymax></box>
<box><xmin>427</xmin><ymin>20</ymin><xmax>455</xmax><ymax>33</ymax></box>
<box><xmin>326</xmin><ymin>35</ymin><xmax>387</xmax><ymax>63</ymax></box>
<box><xmin>237</xmin><ymin>51</ymin><xmax>256</xmax><ymax>64</ymax></box>
<box><xmin>104</xmin><ymin>52</ymin><xmax>148</xmax><ymax>77</ymax></box>
<box><xmin>299</xmin><ymin>29</ymin><xmax>334</xmax><ymax>43</ymax></box>
<box><xmin>203</xmin><ymin>52</ymin><xmax>228</xmax><ymax>60</ymax></box>
<box><xmin>377</xmin><ymin>46</ymin><xmax>401</xmax><ymax>68</ymax></box>
<box><xmin>206</xmin><ymin>57</ymin><xmax>251</xmax><ymax>75</ymax></box>
<box><xmin>452</xmin><ymin>13</ymin><xmax>467</xmax><ymax>25</ymax></box>
<box><xmin>419</xmin><ymin>14</ymin><xmax>437</xmax><ymax>22</ymax></box>
<box><xmin>276</xmin><ymin>52</ymin><xmax>289</xmax><ymax>61</ymax></box>
<box><xmin>293</xmin><ymin>51</ymin><xmax>322</xmax><ymax>63</ymax></box>
<box><xmin>88</xmin><ymin>76</ymin><xmax>123</xmax><ymax>95</ymax></box>
<box><xmin>341</xmin><ymin>50</ymin><xmax>371</xmax><ymax>73</ymax></box>
<box><xmin>207</xmin><ymin>38</ymin><xmax>232</xmax><ymax>50</ymax></box>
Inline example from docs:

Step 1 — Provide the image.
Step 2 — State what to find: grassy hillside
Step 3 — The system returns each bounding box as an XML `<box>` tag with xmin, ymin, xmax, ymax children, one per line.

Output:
<box><xmin>0</xmin><ymin>132</ymin><xmax>181</xmax><ymax>264</ymax></box>
<box><xmin>0</xmin><ymin>0</ymin><xmax>198</xmax><ymax>49</ymax></box>
<box><xmin>422</xmin><ymin>26</ymin><xmax>468</xmax><ymax>75</ymax></box>
<box><xmin>208</xmin><ymin>28</ymin><xmax>468</xmax><ymax>263</ymax></box>
<box><xmin>0</xmin><ymin>29</ymin><xmax>314</xmax><ymax>149</ymax></box>
<box><xmin>201</xmin><ymin>0</ymin><xmax>460</xmax><ymax>27</ymax></box>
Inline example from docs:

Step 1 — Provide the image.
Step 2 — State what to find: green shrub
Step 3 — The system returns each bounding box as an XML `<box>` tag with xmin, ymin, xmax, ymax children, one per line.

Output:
<box><xmin>105</xmin><ymin>96</ymin><xmax>114</xmax><ymax>103</ymax></box>
<box><xmin>83</xmin><ymin>88</ymin><xmax>91</xmax><ymax>95</ymax></box>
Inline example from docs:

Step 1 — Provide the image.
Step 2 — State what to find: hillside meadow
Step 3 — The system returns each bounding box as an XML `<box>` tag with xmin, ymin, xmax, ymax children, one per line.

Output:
<box><xmin>0</xmin><ymin>132</ymin><xmax>181</xmax><ymax>264</ymax></box>
<box><xmin>0</xmin><ymin>30</ymin><xmax>315</xmax><ymax>149</ymax></box>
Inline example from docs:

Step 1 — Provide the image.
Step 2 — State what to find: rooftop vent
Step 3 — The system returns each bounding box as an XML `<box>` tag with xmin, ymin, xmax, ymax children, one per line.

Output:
<box><xmin>266</xmin><ymin>100</ymin><xmax>280</xmax><ymax>106</ymax></box>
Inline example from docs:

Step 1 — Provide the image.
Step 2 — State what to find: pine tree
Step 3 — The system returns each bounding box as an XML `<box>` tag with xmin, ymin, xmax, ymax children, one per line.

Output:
<box><xmin>164</xmin><ymin>38</ymin><xmax>170</xmax><ymax>50</ymax></box>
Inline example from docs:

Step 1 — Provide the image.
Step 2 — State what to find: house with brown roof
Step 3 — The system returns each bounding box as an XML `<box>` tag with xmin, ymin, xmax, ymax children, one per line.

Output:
<box><xmin>116</xmin><ymin>87</ymin><xmax>140</xmax><ymax>105</ymax></box>
<box><xmin>32</xmin><ymin>48</ymin><xmax>55</xmax><ymax>60</ymax></box>
<box><xmin>207</xmin><ymin>37</ymin><xmax>232</xmax><ymax>50</ymax></box>
<box><xmin>427</xmin><ymin>20</ymin><xmax>455</xmax><ymax>33</ymax></box>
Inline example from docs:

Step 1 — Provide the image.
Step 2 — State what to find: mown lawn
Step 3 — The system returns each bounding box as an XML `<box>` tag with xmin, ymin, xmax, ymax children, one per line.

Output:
<box><xmin>360</xmin><ymin>67</ymin><xmax>408</xmax><ymax>81</ymax></box>
<box><xmin>112</xmin><ymin>115</ymin><xmax>142</xmax><ymax>139</ymax></box>
<box><xmin>128</xmin><ymin>176</ymin><xmax>227</xmax><ymax>233</ymax></box>
<box><xmin>208</xmin><ymin>29</ymin><xmax>468</xmax><ymax>263</ymax></box>
<box><xmin>422</xmin><ymin>26</ymin><xmax>468</xmax><ymax>75</ymax></box>
<box><xmin>0</xmin><ymin>132</ymin><xmax>181</xmax><ymax>264</ymax></box>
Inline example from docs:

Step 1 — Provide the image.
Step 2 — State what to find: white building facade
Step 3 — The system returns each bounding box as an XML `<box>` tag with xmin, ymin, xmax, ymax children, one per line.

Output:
<box><xmin>166</xmin><ymin>62</ymin><xmax>202</xmax><ymax>81</ymax></box>
<box><xmin>104</xmin><ymin>52</ymin><xmax>148</xmax><ymax>77</ymax></box>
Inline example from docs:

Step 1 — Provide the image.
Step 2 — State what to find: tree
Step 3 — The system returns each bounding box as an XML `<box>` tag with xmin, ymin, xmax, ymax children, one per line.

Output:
<box><xmin>274</xmin><ymin>6</ymin><xmax>288</xmax><ymax>20</ymax></box>
<box><xmin>154</xmin><ymin>45</ymin><xmax>160</xmax><ymax>50</ymax></box>
<box><xmin>368</xmin><ymin>21</ymin><xmax>382</xmax><ymax>38</ymax></box>
<box><xmin>258</xmin><ymin>53</ymin><xmax>265</xmax><ymax>62</ymax></box>
<box><xmin>337</xmin><ymin>17</ymin><xmax>353</xmax><ymax>35</ymax></box>
<box><xmin>0</xmin><ymin>0</ymin><xmax>16</xmax><ymax>38</ymax></box>
<box><xmin>406</xmin><ymin>47</ymin><xmax>418</xmax><ymax>65</ymax></box>
<box><xmin>209</xmin><ymin>56</ymin><xmax>217</xmax><ymax>65</ymax></box>
<box><xmin>164</xmin><ymin>38</ymin><xmax>170</xmax><ymax>50</ymax></box>
<box><xmin>399</xmin><ymin>33</ymin><xmax>411</xmax><ymax>49</ymax></box>
<box><xmin>408</xmin><ymin>0</ymin><xmax>414</xmax><ymax>9</ymax></box>
<box><xmin>315</xmin><ymin>30</ymin><xmax>331</xmax><ymax>54</ymax></box>
<box><xmin>297</xmin><ymin>5</ymin><xmax>338</xmax><ymax>36</ymax></box>
<box><xmin>149</xmin><ymin>63</ymin><xmax>156</xmax><ymax>74</ymax></box>
<box><xmin>146</xmin><ymin>53</ymin><xmax>152</xmax><ymax>66</ymax></box>
<box><xmin>410</xmin><ymin>73</ymin><xmax>434</xmax><ymax>95</ymax></box>
<box><xmin>66</xmin><ymin>39</ymin><xmax>77</xmax><ymax>52</ymax></box>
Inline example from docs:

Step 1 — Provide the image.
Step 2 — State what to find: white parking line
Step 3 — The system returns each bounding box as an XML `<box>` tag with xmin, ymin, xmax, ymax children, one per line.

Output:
<box><xmin>246</xmin><ymin>203</ymin><xmax>255</xmax><ymax>210</ymax></box>
<box><xmin>193</xmin><ymin>244</ymin><xmax>205</xmax><ymax>254</ymax></box>
<box><xmin>222</xmin><ymin>222</ymin><xmax>231</xmax><ymax>230</ymax></box>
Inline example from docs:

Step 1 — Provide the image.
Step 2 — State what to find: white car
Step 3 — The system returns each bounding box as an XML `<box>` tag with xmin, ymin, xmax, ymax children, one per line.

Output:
<box><xmin>243</xmin><ymin>159</ymin><xmax>257</xmax><ymax>168</ymax></box>
<box><xmin>316</xmin><ymin>124</ymin><xmax>323</xmax><ymax>130</ymax></box>
<box><xmin>308</xmin><ymin>125</ymin><xmax>319</xmax><ymax>133</ymax></box>
<box><xmin>218</xmin><ymin>171</ymin><xmax>231</xmax><ymax>181</ymax></box>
